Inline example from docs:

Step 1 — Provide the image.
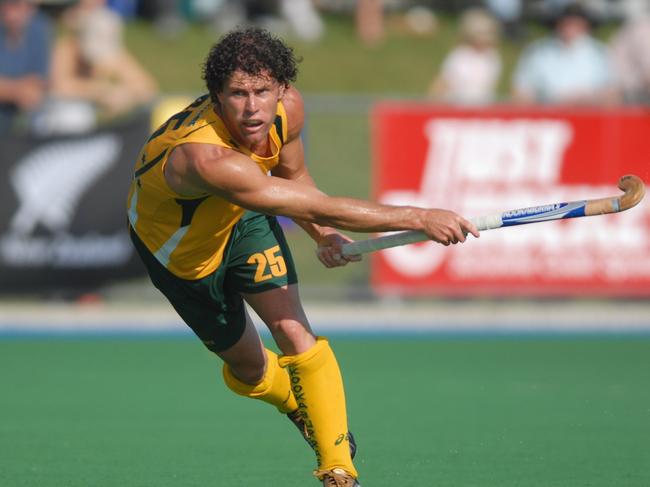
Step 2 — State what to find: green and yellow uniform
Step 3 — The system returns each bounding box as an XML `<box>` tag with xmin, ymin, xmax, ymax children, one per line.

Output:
<box><xmin>127</xmin><ymin>95</ymin><xmax>357</xmax><ymax>479</ymax></box>
<box><xmin>126</xmin><ymin>95</ymin><xmax>297</xmax><ymax>352</ymax></box>
<box><xmin>127</xmin><ymin>94</ymin><xmax>289</xmax><ymax>280</ymax></box>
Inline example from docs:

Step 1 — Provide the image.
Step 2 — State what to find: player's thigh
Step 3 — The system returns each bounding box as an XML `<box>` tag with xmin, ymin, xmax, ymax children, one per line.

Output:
<box><xmin>129</xmin><ymin>226</ymin><xmax>249</xmax><ymax>354</ymax></box>
<box><xmin>242</xmin><ymin>284</ymin><xmax>310</xmax><ymax>331</ymax></box>
<box><xmin>225</xmin><ymin>212</ymin><xmax>314</xmax><ymax>353</ymax></box>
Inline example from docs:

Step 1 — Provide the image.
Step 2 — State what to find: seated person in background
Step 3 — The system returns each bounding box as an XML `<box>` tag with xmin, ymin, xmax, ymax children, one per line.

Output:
<box><xmin>428</xmin><ymin>8</ymin><xmax>502</xmax><ymax>105</ymax></box>
<box><xmin>609</xmin><ymin>0</ymin><xmax>650</xmax><ymax>104</ymax></box>
<box><xmin>0</xmin><ymin>0</ymin><xmax>51</xmax><ymax>134</ymax></box>
<box><xmin>46</xmin><ymin>0</ymin><xmax>157</xmax><ymax>132</ymax></box>
<box><xmin>511</xmin><ymin>3</ymin><xmax>617</xmax><ymax>105</ymax></box>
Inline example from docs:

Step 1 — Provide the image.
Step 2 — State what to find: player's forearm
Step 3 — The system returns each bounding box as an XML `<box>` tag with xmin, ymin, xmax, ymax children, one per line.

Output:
<box><xmin>272</xmin><ymin>164</ymin><xmax>339</xmax><ymax>241</ymax></box>
<box><xmin>194</xmin><ymin>157</ymin><xmax>427</xmax><ymax>234</ymax></box>
<box><xmin>265</xmin><ymin>191</ymin><xmax>427</xmax><ymax>234</ymax></box>
<box><xmin>309</xmin><ymin>196</ymin><xmax>427</xmax><ymax>233</ymax></box>
<box><xmin>290</xmin><ymin>175</ymin><xmax>343</xmax><ymax>240</ymax></box>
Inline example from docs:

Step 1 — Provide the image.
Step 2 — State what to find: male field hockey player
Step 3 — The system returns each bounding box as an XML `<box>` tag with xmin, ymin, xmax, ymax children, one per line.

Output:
<box><xmin>126</xmin><ymin>27</ymin><xmax>478</xmax><ymax>486</ymax></box>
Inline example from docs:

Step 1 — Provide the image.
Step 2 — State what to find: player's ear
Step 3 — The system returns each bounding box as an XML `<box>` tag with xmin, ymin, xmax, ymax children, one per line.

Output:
<box><xmin>278</xmin><ymin>84</ymin><xmax>287</xmax><ymax>99</ymax></box>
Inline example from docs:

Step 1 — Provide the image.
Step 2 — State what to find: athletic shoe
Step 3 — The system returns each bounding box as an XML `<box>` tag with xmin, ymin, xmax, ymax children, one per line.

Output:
<box><xmin>287</xmin><ymin>410</ymin><xmax>358</xmax><ymax>459</ymax></box>
<box><xmin>317</xmin><ymin>468</ymin><xmax>361</xmax><ymax>487</ymax></box>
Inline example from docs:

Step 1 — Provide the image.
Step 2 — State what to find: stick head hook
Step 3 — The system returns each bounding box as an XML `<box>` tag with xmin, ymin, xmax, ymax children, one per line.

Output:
<box><xmin>618</xmin><ymin>175</ymin><xmax>645</xmax><ymax>211</ymax></box>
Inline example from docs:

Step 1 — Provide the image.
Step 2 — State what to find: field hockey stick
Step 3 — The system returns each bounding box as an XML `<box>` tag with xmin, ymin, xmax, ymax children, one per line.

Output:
<box><xmin>341</xmin><ymin>174</ymin><xmax>646</xmax><ymax>256</ymax></box>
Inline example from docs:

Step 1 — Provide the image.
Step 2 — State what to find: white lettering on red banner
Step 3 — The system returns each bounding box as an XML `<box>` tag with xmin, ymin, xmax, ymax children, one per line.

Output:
<box><xmin>373</xmin><ymin>106</ymin><xmax>650</xmax><ymax>295</ymax></box>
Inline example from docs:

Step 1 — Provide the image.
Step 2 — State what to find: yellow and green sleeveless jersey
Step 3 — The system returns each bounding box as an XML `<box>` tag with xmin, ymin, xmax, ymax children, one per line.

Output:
<box><xmin>126</xmin><ymin>94</ymin><xmax>288</xmax><ymax>280</ymax></box>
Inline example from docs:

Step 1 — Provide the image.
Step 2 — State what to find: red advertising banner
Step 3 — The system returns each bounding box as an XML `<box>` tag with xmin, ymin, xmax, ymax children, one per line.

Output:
<box><xmin>371</xmin><ymin>103</ymin><xmax>650</xmax><ymax>296</ymax></box>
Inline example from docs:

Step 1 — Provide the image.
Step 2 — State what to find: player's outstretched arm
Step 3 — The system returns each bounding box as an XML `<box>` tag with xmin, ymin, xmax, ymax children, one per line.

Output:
<box><xmin>169</xmin><ymin>145</ymin><xmax>478</xmax><ymax>246</ymax></box>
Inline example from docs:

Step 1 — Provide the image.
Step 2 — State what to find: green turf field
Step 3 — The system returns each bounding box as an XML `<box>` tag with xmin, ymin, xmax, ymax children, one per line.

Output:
<box><xmin>2</xmin><ymin>337</ymin><xmax>649</xmax><ymax>486</ymax></box>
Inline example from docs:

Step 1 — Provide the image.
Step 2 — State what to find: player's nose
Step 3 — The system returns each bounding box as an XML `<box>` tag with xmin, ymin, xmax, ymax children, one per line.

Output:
<box><xmin>244</xmin><ymin>95</ymin><xmax>257</xmax><ymax>112</ymax></box>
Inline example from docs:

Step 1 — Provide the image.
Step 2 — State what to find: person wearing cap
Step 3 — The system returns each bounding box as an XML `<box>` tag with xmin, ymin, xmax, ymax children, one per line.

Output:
<box><xmin>0</xmin><ymin>0</ymin><xmax>51</xmax><ymax>134</ymax></box>
<box><xmin>511</xmin><ymin>2</ymin><xmax>618</xmax><ymax>105</ymax></box>
<box><xmin>428</xmin><ymin>7</ymin><xmax>502</xmax><ymax>105</ymax></box>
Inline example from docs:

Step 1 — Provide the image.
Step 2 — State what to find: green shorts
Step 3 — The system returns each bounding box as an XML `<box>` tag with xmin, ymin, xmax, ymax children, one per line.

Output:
<box><xmin>130</xmin><ymin>211</ymin><xmax>298</xmax><ymax>353</ymax></box>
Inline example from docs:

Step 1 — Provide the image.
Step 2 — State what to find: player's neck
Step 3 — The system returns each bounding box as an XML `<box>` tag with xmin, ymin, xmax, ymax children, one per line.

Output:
<box><xmin>213</xmin><ymin>104</ymin><xmax>272</xmax><ymax>156</ymax></box>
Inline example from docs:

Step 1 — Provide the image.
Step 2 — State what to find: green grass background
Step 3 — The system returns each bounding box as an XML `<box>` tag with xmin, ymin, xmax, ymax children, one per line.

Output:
<box><xmin>125</xmin><ymin>13</ymin><xmax>556</xmax><ymax>96</ymax></box>
<box><xmin>2</xmin><ymin>337</ymin><xmax>649</xmax><ymax>486</ymax></box>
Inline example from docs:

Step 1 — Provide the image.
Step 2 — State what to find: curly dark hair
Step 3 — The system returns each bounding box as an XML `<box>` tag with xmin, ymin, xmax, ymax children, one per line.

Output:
<box><xmin>202</xmin><ymin>27</ymin><xmax>300</xmax><ymax>103</ymax></box>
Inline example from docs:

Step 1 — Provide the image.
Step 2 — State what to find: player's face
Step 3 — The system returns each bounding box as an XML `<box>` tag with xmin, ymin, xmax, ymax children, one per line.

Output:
<box><xmin>217</xmin><ymin>70</ymin><xmax>285</xmax><ymax>150</ymax></box>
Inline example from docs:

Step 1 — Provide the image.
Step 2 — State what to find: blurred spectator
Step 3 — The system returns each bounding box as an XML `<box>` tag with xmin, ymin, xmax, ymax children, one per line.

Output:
<box><xmin>0</xmin><ymin>0</ymin><xmax>51</xmax><ymax>134</ymax></box>
<box><xmin>41</xmin><ymin>0</ymin><xmax>157</xmax><ymax>134</ymax></box>
<box><xmin>106</xmin><ymin>0</ymin><xmax>136</xmax><ymax>18</ymax></box>
<box><xmin>210</xmin><ymin>0</ymin><xmax>324</xmax><ymax>42</ymax></box>
<box><xmin>356</xmin><ymin>0</ymin><xmax>383</xmax><ymax>46</ymax></box>
<box><xmin>511</xmin><ymin>3</ymin><xmax>617</xmax><ymax>105</ymax></box>
<box><xmin>428</xmin><ymin>8</ymin><xmax>502</xmax><ymax>105</ymax></box>
<box><xmin>279</xmin><ymin>0</ymin><xmax>324</xmax><ymax>41</ymax></box>
<box><xmin>485</xmin><ymin>0</ymin><xmax>524</xmax><ymax>40</ymax></box>
<box><xmin>609</xmin><ymin>0</ymin><xmax>650</xmax><ymax>103</ymax></box>
<box><xmin>538</xmin><ymin>0</ymin><xmax>575</xmax><ymax>15</ymax></box>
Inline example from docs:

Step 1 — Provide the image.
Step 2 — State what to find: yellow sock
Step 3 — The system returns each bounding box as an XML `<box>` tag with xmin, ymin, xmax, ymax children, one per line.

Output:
<box><xmin>278</xmin><ymin>337</ymin><xmax>357</xmax><ymax>478</ymax></box>
<box><xmin>223</xmin><ymin>348</ymin><xmax>298</xmax><ymax>414</ymax></box>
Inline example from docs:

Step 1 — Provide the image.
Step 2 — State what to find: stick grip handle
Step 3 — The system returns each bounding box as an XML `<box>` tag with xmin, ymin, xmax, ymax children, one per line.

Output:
<box><xmin>341</xmin><ymin>214</ymin><xmax>503</xmax><ymax>256</ymax></box>
<box><xmin>341</xmin><ymin>230</ymin><xmax>425</xmax><ymax>256</ymax></box>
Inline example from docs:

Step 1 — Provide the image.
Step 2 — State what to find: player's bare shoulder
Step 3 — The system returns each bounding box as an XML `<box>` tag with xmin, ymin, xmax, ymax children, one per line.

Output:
<box><xmin>165</xmin><ymin>142</ymin><xmax>235</xmax><ymax>196</ymax></box>
<box><xmin>281</xmin><ymin>86</ymin><xmax>305</xmax><ymax>143</ymax></box>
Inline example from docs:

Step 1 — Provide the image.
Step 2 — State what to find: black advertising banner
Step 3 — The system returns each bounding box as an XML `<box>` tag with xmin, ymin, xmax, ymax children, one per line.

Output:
<box><xmin>0</xmin><ymin>113</ymin><xmax>150</xmax><ymax>294</ymax></box>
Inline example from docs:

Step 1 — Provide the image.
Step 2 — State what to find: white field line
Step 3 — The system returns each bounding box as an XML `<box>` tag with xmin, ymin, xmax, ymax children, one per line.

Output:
<box><xmin>1</xmin><ymin>301</ymin><xmax>649</xmax><ymax>334</ymax></box>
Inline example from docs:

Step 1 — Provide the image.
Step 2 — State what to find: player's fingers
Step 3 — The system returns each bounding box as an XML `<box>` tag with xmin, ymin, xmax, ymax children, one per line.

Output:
<box><xmin>451</xmin><ymin>225</ymin><xmax>466</xmax><ymax>243</ymax></box>
<box><xmin>461</xmin><ymin>218</ymin><xmax>480</xmax><ymax>238</ymax></box>
<box><xmin>317</xmin><ymin>248</ymin><xmax>348</xmax><ymax>268</ymax></box>
<box><xmin>316</xmin><ymin>248</ymin><xmax>333</xmax><ymax>267</ymax></box>
<box><xmin>433</xmin><ymin>233</ymin><xmax>450</xmax><ymax>245</ymax></box>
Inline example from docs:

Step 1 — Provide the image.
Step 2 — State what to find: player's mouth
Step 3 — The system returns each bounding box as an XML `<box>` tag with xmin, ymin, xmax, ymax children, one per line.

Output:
<box><xmin>241</xmin><ymin>120</ymin><xmax>264</xmax><ymax>134</ymax></box>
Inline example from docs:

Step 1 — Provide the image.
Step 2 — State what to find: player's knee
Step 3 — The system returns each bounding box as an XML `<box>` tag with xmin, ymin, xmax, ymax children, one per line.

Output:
<box><xmin>269</xmin><ymin>318</ymin><xmax>309</xmax><ymax>341</ymax></box>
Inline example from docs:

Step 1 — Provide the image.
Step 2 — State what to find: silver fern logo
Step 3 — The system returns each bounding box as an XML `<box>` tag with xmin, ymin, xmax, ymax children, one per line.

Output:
<box><xmin>0</xmin><ymin>134</ymin><xmax>134</xmax><ymax>268</ymax></box>
<box><xmin>9</xmin><ymin>135</ymin><xmax>121</xmax><ymax>236</ymax></box>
